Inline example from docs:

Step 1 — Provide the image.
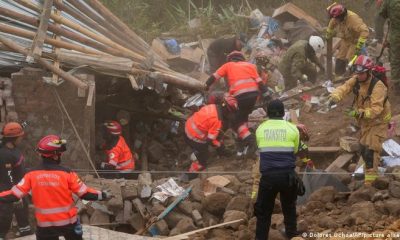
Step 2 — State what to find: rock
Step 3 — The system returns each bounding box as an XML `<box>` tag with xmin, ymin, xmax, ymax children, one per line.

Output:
<box><xmin>173</xmin><ymin>218</ymin><xmax>196</xmax><ymax>234</ymax></box>
<box><xmin>237</xmin><ymin>228</ymin><xmax>252</xmax><ymax>240</ymax></box>
<box><xmin>348</xmin><ymin>186</ymin><xmax>376</xmax><ymax>204</ymax></box>
<box><xmin>123</xmin><ymin>200</ymin><xmax>133</xmax><ymax>222</ymax></box>
<box><xmin>192</xmin><ymin>209</ymin><xmax>204</xmax><ymax>227</ymax></box>
<box><xmin>223</xmin><ymin>210</ymin><xmax>248</xmax><ymax>230</ymax></box>
<box><xmin>104</xmin><ymin>181</ymin><xmax>123</xmax><ymax>213</ymax></box>
<box><xmin>373</xmin><ymin>177</ymin><xmax>390</xmax><ymax>190</ymax></box>
<box><xmin>202</xmin><ymin>192</ymin><xmax>232</xmax><ymax>216</ymax></box>
<box><xmin>192</xmin><ymin>201</ymin><xmax>203</xmax><ymax>213</ymax></box>
<box><xmin>374</xmin><ymin>201</ymin><xmax>386</xmax><ymax>214</ymax></box>
<box><xmin>305</xmin><ymin>201</ymin><xmax>325</xmax><ymax>212</ymax></box>
<box><xmin>271</xmin><ymin>214</ymin><xmax>284</xmax><ymax>229</ymax></box>
<box><xmin>155</xmin><ymin>219</ymin><xmax>169</xmax><ymax>236</ymax></box>
<box><xmin>384</xmin><ymin>199</ymin><xmax>400</xmax><ymax>216</ymax></box>
<box><xmin>209</xmin><ymin>228</ymin><xmax>234</xmax><ymax>240</ymax></box>
<box><xmin>273</xmin><ymin>199</ymin><xmax>282</xmax><ymax>213</ymax></box>
<box><xmin>350</xmin><ymin>201</ymin><xmax>378</xmax><ymax>222</ymax></box>
<box><xmin>222</xmin><ymin>175</ymin><xmax>242</xmax><ymax>192</ymax></box>
<box><xmin>190</xmin><ymin>178</ymin><xmax>204</xmax><ymax>202</ymax></box>
<box><xmin>90</xmin><ymin>209</ymin><xmax>110</xmax><ymax>227</ymax></box>
<box><xmin>297</xmin><ymin>219</ymin><xmax>308</xmax><ymax>233</ymax></box>
<box><xmin>129</xmin><ymin>212</ymin><xmax>145</xmax><ymax>231</ymax></box>
<box><xmin>248</xmin><ymin>217</ymin><xmax>257</xmax><ymax>232</ymax></box>
<box><xmin>226</xmin><ymin>196</ymin><xmax>251</xmax><ymax>213</ymax></box>
<box><xmin>202</xmin><ymin>211</ymin><xmax>219</xmax><ymax>227</ymax></box>
<box><xmin>389</xmin><ymin>181</ymin><xmax>400</xmax><ymax>198</ymax></box>
<box><xmin>340</xmin><ymin>136</ymin><xmax>360</xmax><ymax>152</ymax></box>
<box><xmin>169</xmin><ymin>227</ymin><xmax>180</xmax><ymax>236</ymax></box>
<box><xmin>80</xmin><ymin>213</ymin><xmax>90</xmax><ymax>225</ymax></box>
<box><xmin>178</xmin><ymin>199</ymin><xmax>193</xmax><ymax>216</ymax></box>
<box><xmin>150</xmin><ymin>202</ymin><xmax>165</xmax><ymax>216</ymax></box>
<box><xmin>121</xmin><ymin>183</ymin><xmax>138</xmax><ymax>200</ymax></box>
<box><xmin>308</xmin><ymin>186</ymin><xmax>336</xmax><ymax>204</ymax></box>
<box><xmin>318</xmin><ymin>216</ymin><xmax>338</xmax><ymax>229</ymax></box>
<box><xmin>138</xmin><ymin>173</ymin><xmax>152</xmax><ymax>198</ymax></box>
<box><xmin>268</xmin><ymin>229</ymin><xmax>286</xmax><ymax>240</ymax></box>
<box><xmin>164</xmin><ymin>211</ymin><xmax>192</xmax><ymax>229</ymax></box>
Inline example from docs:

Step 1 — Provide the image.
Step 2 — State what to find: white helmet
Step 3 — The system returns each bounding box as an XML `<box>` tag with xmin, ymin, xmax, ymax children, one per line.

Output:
<box><xmin>309</xmin><ymin>36</ymin><xmax>325</xmax><ymax>53</ymax></box>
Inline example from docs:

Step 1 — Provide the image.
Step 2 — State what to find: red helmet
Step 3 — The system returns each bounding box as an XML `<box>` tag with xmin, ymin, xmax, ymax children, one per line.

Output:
<box><xmin>104</xmin><ymin>121</ymin><xmax>122</xmax><ymax>135</ymax></box>
<box><xmin>2</xmin><ymin>122</ymin><xmax>24</xmax><ymax>137</ymax></box>
<box><xmin>222</xmin><ymin>94</ymin><xmax>238</xmax><ymax>112</ymax></box>
<box><xmin>328</xmin><ymin>3</ymin><xmax>345</xmax><ymax>18</ymax></box>
<box><xmin>353</xmin><ymin>55</ymin><xmax>374</xmax><ymax>73</ymax></box>
<box><xmin>226</xmin><ymin>51</ymin><xmax>245</xmax><ymax>62</ymax></box>
<box><xmin>36</xmin><ymin>135</ymin><xmax>67</xmax><ymax>158</ymax></box>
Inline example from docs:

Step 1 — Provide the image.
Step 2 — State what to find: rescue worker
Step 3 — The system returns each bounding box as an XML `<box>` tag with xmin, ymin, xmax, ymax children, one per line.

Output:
<box><xmin>254</xmin><ymin>99</ymin><xmax>300</xmax><ymax>240</ymax></box>
<box><xmin>0</xmin><ymin>122</ymin><xmax>31</xmax><ymax>239</ymax></box>
<box><xmin>329</xmin><ymin>55</ymin><xmax>391</xmax><ymax>185</ymax></box>
<box><xmin>278</xmin><ymin>35</ymin><xmax>325</xmax><ymax>90</ymax></box>
<box><xmin>185</xmin><ymin>94</ymin><xmax>238</xmax><ymax>172</ymax></box>
<box><xmin>0</xmin><ymin>135</ymin><xmax>112</xmax><ymax>240</ymax></box>
<box><xmin>326</xmin><ymin>3</ymin><xmax>369</xmax><ymax>75</ymax></box>
<box><xmin>206</xmin><ymin>51</ymin><xmax>269</xmax><ymax>158</ymax></box>
<box><xmin>207</xmin><ymin>33</ymin><xmax>247</xmax><ymax>73</ymax></box>
<box><xmin>100</xmin><ymin>121</ymin><xmax>135</xmax><ymax>176</ymax></box>
<box><xmin>379</xmin><ymin>0</ymin><xmax>400</xmax><ymax>94</ymax></box>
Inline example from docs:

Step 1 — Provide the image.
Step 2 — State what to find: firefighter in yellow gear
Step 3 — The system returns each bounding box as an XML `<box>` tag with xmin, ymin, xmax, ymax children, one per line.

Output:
<box><xmin>329</xmin><ymin>55</ymin><xmax>391</xmax><ymax>185</ymax></box>
<box><xmin>326</xmin><ymin>3</ymin><xmax>369</xmax><ymax>75</ymax></box>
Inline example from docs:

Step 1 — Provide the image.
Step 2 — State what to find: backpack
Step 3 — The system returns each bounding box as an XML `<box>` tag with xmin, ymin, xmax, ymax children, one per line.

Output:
<box><xmin>352</xmin><ymin>67</ymin><xmax>389</xmax><ymax>106</ymax></box>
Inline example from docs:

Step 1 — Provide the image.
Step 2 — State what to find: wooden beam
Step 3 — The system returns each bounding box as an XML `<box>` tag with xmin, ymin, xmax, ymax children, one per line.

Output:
<box><xmin>326</xmin><ymin>37</ymin><xmax>333</xmax><ymax>80</ymax></box>
<box><xmin>52</xmin><ymin>1</ymin><xmax>62</xmax><ymax>85</ymax></box>
<box><xmin>26</xmin><ymin>0</ymin><xmax>53</xmax><ymax>63</ymax></box>
<box><xmin>308</xmin><ymin>146</ymin><xmax>341</xmax><ymax>153</ymax></box>
<box><xmin>325</xmin><ymin>153</ymin><xmax>354</xmax><ymax>172</ymax></box>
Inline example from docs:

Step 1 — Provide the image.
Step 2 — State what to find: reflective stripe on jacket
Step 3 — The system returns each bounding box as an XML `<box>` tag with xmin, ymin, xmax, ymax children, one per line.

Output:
<box><xmin>185</xmin><ymin>104</ymin><xmax>223</xmax><ymax>146</ymax></box>
<box><xmin>328</xmin><ymin>10</ymin><xmax>369</xmax><ymax>42</ymax></box>
<box><xmin>256</xmin><ymin>119</ymin><xmax>299</xmax><ymax>174</ymax></box>
<box><xmin>213</xmin><ymin>61</ymin><xmax>261</xmax><ymax>97</ymax></box>
<box><xmin>3</xmin><ymin>166</ymin><xmax>101</xmax><ymax>228</ymax></box>
<box><xmin>105</xmin><ymin>136</ymin><xmax>135</xmax><ymax>171</ymax></box>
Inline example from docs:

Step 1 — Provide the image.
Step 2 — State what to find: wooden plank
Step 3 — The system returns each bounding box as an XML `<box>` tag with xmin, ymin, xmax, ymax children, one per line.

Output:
<box><xmin>272</xmin><ymin>3</ymin><xmax>321</xmax><ymax>30</ymax></box>
<box><xmin>26</xmin><ymin>0</ymin><xmax>53</xmax><ymax>63</ymax></box>
<box><xmin>308</xmin><ymin>146</ymin><xmax>341</xmax><ymax>153</ymax></box>
<box><xmin>52</xmin><ymin>0</ymin><xmax>62</xmax><ymax>84</ymax></box>
<box><xmin>325</xmin><ymin>153</ymin><xmax>354</xmax><ymax>172</ymax></box>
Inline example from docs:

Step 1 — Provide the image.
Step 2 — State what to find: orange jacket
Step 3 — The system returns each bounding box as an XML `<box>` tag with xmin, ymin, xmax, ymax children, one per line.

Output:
<box><xmin>185</xmin><ymin>104</ymin><xmax>223</xmax><ymax>147</ymax></box>
<box><xmin>0</xmin><ymin>164</ymin><xmax>102</xmax><ymax>227</ymax></box>
<box><xmin>213</xmin><ymin>61</ymin><xmax>262</xmax><ymax>97</ymax></box>
<box><xmin>104</xmin><ymin>136</ymin><xmax>135</xmax><ymax>171</ymax></box>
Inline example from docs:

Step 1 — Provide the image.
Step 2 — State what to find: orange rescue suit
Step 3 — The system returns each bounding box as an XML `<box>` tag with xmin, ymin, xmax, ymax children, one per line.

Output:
<box><xmin>213</xmin><ymin>61</ymin><xmax>262</xmax><ymax>97</ymax></box>
<box><xmin>185</xmin><ymin>104</ymin><xmax>223</xmax><ymax>147</ymax></box>
<box><xmin>104</xmin><ymin>136</ymin><xmax>135</xmax><ymax>171</ymax></box>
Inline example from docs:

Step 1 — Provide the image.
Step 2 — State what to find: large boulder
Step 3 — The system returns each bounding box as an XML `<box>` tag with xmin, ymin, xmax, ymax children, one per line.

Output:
<box><xmin>202</xmin><ymin>192</ymin><xmax>232</xmax><ymax>216</ymax></box>
<box><xmin>348</xmin><ymin>186</ymin><xmax>376</xmax><ymax>204</ymax></box>
<box><xmin>223</xmin><ymin>210</ymin><xmax>248</xmax><ymax>230</ymax></box>
<box><xmin>350</xmin><ymin>201</ymin><xmax>378</xmax><ymax>224</ymax></box>
<box><xmin>226</xmin><ymin>196</ymin><xmax>251</xmax><ymax>213</ymax></box>
<box><xmin>389</xmin><ymin>181</ymin><xmax>400</xmax><ymax>198</ymax></box>
<box><xmin>308</xmin><ymin>186</ymin><xmax>336</xmax><ymax>204</ymax></box>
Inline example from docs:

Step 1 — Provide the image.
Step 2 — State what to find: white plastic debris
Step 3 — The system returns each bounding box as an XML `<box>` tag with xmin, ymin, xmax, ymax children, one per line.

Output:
<box><xmin>152</xmin><ymin>178</ymin><xmax>184</xmax><ymax>202</ymax></box>
<box><xmin>382</xmin><ymin>139</ymin><xmax>400</xmax><ymax>157</ymax></box>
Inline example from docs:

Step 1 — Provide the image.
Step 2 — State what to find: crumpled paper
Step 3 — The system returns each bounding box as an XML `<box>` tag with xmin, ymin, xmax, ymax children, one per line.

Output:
<box><xmin>152</xmin><ymin>178</ymin><xmax>184</xmax><ymax>202</ymax></box>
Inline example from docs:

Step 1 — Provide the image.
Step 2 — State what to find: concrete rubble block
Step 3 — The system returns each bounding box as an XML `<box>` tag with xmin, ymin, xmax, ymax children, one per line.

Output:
<box><xmin>384</xmin><ymin>199</ymin><xmax>400</xmax><ymax>216</ymax></box>
<box><xmin>103</xmin><ymin>181</ymin><xmax>123</xmax><ymax>213</ymax></box>
<box><xmin>202</xmin><ymin>192</ymin><xmax>232</xmax><ymax>216</ymax></box>
<box><xmin>123</xmin><ymin>200</ymin><xmax>133</xmax><ymax>222</ymax></box>
<box><xmin>132</xmin><ymin>198</ymin><xmax>149</xmax><ymax>218</ymax></box>
<box><xmin>191</xmin><ymin>209</ymin><xmax>203</xmax><ymax>227</ymax></box>
<box><xmin>90</xmin><ymin>209</ymin><xmax>110</xmax><ymax>228</ymax></box>
<box><xmin>155</xmin><ymin>219</ymin><xmax>170</xmax><ymax>236</ymax></box>
<box><xmin>121</xmin><ymin>183</ymin><xmax>139</xmax><ymax>200</ymax></box>
<box><xmin>138</xmin><ymin>172</ymin><xmax>152</xmax><ymax>199</ymax></box>
<box><xmin>171</xmin><ymin>218</ymin><xmax>197</xmax><ymax>235</ymax></box>
<box><xmin>223</xmin><ymin>210</ymin><xmax>248</xmax><ymax>230</ymax></box>
<box><xmin>150</xmin><ymin>201</ymin><xmax>165</xmax><ymax>216</ymax></box>
<box><xmin>128</xmin><ymin>212</ymin><xmax>145</xmax><ymax>231</ymax></box>
<box><xmin>190</xmin><ymin>178</ymin><xmax>204</xmax><ymax>202</ymax></box>
<box><xmin>164</xmin><ymin>211</ymin><xmax>192</xmax><ymax>229</ymax></box>
<box><xmin>222</xmin><ymin>175</ymin><xmax>242</xmax><ymax>192</ymax></box>
<box><xmin>226</xmin><ymin>196</ymin><xmax>251</xmax><ymax>213</ymax></box>
<box><xmin>191</xmin><ymin>201</ymin><xmax>203</xmax><ymax>213</ymax></box>
<box><xmin>115</xmin><ymin>211</ymin><xmax>124</xmax><ymax>223</ymax></box>
<box><xmin>138</xmin><ymin>173</ymin><xmax>153</xmax><ymax>186</ymax></box>
<box><xmin>348</xmin><ymin>186</ymin><xmax>376</xmax><ymax>205</ymax></box>
<box><xmin>389</xmin><ymin>181</ymin><xmax>400</xmax><ymax>198</ymax></box>
<box><xmin>308</xmin><ymin>186</ymin><xmax>337</xmax><ymax>204</ymax></box>
<box><xmin>340</xmin><ymin>136</ymin><xmax>360</xmax><ymax>152</ymax></box>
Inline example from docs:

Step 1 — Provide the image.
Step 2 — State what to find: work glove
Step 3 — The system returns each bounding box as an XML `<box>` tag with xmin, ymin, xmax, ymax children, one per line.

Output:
<box><xmin>13</xmin><ymin>199</ymin><xmax>24</xmax><ymax>209</ymax></box>
<box><xmin>344</xmin><ymin>108</ymin><xmax>360</xmax><ymax>118</ymax></box>
<box><xmin>326</xmin><ymin>28</ymin><xmax>334</xmax><ymax>40</ymax></box>
<box><xmin>355</xmin><ymin>37</ymin><xmax>366</xmax><ymax>55</ymax></box>
<box><xmin>101</xmin><ymin>190</ymin><xmax>114</xmax><ymax>201</ymax></box>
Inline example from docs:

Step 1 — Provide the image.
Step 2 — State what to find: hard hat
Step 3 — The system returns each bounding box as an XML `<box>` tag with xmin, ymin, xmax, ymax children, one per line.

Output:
<box><xmin>2</xmin><ymin>122</ymin><xmax>24</xmax><ymax>137</ymax></box>
<box><xmin>222</xmin><ymin>94</ymin><xmax>238</xmax><ymax>112</ymax></box>
<box><xmin>36</xmin><ymin>135</ymin><xmax>67</xmax><ymax>158</ymax></box>
<box><xmin>309</xmin><ymin>36</ymin><xmax>325</xmax><ymax>54</ymax></box>
<box><xmin>327</xmin><ymin>3</ymin><xmax>345</xmax><ymax>18</ymax></box>
<box><xmin>226</xmin><ymin>51</ymin><xmax>245</xmax><ymax>62</ymax></box>
<box><xmin>267</xmin><ymin>99</ymin><xmax>285</xmax><ymax>118</ymax></box>
<box><xmin>353</xmin><ymin>55</ymin><xmax>374</xmax><ymax>73</ymax></box>
<box><xmin>104</xmin><ymin>121</ymin><xmax>122</xmax><ymax>135</ymax></box>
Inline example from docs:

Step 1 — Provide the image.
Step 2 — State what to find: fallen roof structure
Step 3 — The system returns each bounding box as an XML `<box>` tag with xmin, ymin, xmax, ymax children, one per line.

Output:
<box><xmin>0</xmin><ymin>0</ymin><xmax>204</xmax><ymax>91</ymax></box>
